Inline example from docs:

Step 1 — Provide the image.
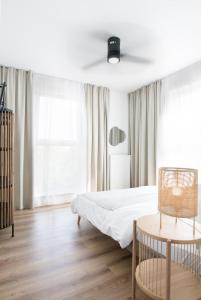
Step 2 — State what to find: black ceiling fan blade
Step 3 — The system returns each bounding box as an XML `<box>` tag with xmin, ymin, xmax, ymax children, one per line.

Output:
<box><xmin>82</xmin><ymin>58</ymin><xmax>106</xmax><ymax>70</ymax></box>
<box><xmin>121</xmin><ymin>54</ymin><xmax>152</xmax><ymax>64</ymax></box>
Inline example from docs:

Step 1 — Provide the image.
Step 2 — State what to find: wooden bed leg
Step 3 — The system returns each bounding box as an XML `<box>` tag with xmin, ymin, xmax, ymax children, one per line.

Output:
<box><xmin>77</xmin><ymin>215</ymin><xmax>81</xmax><ymax>226</ymax></box>
<box><xmin>12</xmin><ymin>224</ymin><xmax>15</xmax><ymax>237</ymax></box>
<box><xmin>132</xmin><ymin>220</ymin><xmax>137</xmax><ymax>300</ymax></box>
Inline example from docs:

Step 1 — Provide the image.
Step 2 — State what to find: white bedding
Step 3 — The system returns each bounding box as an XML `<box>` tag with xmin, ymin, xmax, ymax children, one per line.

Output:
<box><xmin>71</xmin><ymin>185</ymin><xmax>201</xmax><ymax>249</ymax></box>
<box><xmin>71</xmin><ymin>186</ymin><xmax>158</xmax><ymax>248</ymax></box>
<box><xmin>79</xmin><ymin>186</ymin><xmax>157</xmax><ymax>211</ymax></box>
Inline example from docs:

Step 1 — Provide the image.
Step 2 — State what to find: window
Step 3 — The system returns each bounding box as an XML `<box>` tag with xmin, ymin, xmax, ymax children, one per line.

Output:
<box><xmin>33</xmin><ymin>75</ymin><xmax>86</xmax><ymax>206</ymax></box>
<box><xmin>158</xmin><ymin>79</ymin><xmax>201</xmax><ymax>182</ymax></box>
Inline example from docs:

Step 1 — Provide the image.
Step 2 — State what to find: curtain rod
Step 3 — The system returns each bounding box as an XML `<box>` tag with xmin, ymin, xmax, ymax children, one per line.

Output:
<box><xmin>0</xmin><ymin>65</ymin><xmax>31</xmax><ymax>73</ymax></box>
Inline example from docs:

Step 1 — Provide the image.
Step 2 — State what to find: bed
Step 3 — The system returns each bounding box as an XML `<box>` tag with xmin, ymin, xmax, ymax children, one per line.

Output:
<box><xmin>71</xmin><ymin>185</ymin><xmax>201</xmax><ymax>249</ymax></box>
<box><xmin>71</xmin><ymin>186</ymin><xmax>159</xmax><ymax>248</ymax></box>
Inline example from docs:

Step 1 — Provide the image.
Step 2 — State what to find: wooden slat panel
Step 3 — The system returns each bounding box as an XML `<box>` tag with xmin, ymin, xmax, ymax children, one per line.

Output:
<box><xmin>0</xmin><ymin>116</ymin><xmax>2</xmax><ymax>228</ymax></box>
<box><xmin>10</xmin><ymin>112</ymin><xmax>13</xmax><ymax>225</ymax></box>
<box><xmin>3</xmin><ymin>113</ymin><xmax>5</xmax><ymax>226</ymax></box>
<box><xmin>0</xmin><ymin>111</ymin><xmax>14</xmax><ymax>231</ymax></box>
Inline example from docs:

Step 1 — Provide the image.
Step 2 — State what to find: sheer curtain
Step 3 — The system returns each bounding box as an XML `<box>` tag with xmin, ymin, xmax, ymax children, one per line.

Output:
<box><xmin>158</xmin><ymin>61</ymin><xmax>201</xmax><ymax>182</ymax></box>
<box><xmin>33</xmin><ymin>74</ymin><xmax>86</xmax><ymax>207</ymax></box>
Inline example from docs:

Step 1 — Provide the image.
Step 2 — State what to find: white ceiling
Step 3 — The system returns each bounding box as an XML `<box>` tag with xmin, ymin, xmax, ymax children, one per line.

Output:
<box><xmin>1</xmin><ymin>0</ymin><xmax>201</xmax><ymax>92</ymax></box>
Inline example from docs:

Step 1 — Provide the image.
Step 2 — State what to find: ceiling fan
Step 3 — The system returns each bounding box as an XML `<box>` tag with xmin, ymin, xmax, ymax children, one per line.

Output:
<box><xmin>83</xmin><ymin>36</ymin><xmax>151</xmax><ymax>70</ymax></box>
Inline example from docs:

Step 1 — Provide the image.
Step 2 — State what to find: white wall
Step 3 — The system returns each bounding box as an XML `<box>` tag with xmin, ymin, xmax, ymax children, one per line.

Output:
<box><xmin>109</xmin><ymin>90</ymin><xmax>130</xmax><ymax>189</ymax></box>
<box><xmin>109</xmin><ymin>90</ymin><xmax>128</xmax><ymax>155</ymax></box>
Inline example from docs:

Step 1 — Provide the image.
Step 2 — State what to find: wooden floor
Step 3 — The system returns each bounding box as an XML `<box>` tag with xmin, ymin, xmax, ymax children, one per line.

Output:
<box><xmin>0</xmin><ymin>205</ymin><xmax>150</xmax><ymax>300</ymax></box>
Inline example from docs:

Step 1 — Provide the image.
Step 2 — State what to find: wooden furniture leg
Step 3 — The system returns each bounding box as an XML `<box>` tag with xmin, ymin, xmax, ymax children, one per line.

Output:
<box><xmin>132</xmin><ymin>220</ymin><xmax>137</xmax><ymax>300</ymax></box>
<box><xmin>12</xmin><ymin>224</ymin><xmax>14</xmax><ymax>237</ymax></box>
<box><xmin>77</xmin><ymin>215</ymin><xmax>81</xmax><ymax>226</ymax></box>
<box><xmin>166</xmin><ymin>240</ymin><xmax>171</xmax><ymax>300</ymax></box>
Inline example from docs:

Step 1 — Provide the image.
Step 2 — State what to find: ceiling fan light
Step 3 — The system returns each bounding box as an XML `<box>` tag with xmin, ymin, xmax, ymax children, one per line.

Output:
<box><xmin>107</xmin><ymin>36</ymin><xmax>120</xmax><ymax>65</ymax></box>
<box><xmin>108</xmin><ymin>56</ymin><xmax>120</xmax><ymax>64</ymax></box>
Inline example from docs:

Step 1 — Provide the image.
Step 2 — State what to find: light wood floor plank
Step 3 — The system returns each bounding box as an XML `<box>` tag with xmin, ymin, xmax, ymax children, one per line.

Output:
<box><xmin>0</xmin><ymin>205</ymin><xmax>150</xmax><ymax>300</ymax></box>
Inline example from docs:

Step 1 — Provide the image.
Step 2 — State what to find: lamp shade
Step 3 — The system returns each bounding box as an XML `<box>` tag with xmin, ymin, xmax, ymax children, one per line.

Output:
<box><xmin>158</xmin><ymin>167</ymin><xmax>198</xmax><ymax>218</ymax></box>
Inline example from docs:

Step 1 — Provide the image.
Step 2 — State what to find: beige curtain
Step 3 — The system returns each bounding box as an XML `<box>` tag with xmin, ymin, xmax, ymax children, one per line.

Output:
<box><xmin>0</xmin><ymin>66</ymin><xmax>33</xmax><ymax>209</ymax></box>
<box><xmin>128</xmin><ymin>81</ymin><xmax>161</xmax><ymax>187</ymax></box>
<box><xmin>85</xmin><ymin>84</ymin><xmax>110</xmax><ymax>192</ymax></box>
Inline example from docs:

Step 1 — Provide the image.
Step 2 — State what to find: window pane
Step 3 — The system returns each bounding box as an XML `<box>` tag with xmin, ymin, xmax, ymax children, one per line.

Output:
<box><xmin>158</xmin><ymin>80</ymin><xmax>201</xmax><ymax>181</ymax></box>
<box><xmin>33</xmin><ymin>76</ymin><xmax>86</xmax><ymax>207</ymax></box>
<box><xmin>38</xmin><ymin>96</ymin><xmax>79</xmax><ymax>142</ymax></box>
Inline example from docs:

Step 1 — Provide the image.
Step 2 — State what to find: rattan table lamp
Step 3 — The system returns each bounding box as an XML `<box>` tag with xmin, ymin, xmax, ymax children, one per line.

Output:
<box><xmin>158</xmin><ymin>167</ymin><xmax>198</xmax><ymax>234</ymax></box>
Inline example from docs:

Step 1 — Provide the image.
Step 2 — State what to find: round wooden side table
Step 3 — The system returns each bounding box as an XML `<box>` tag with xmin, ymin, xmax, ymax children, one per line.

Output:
<box><xmin>132</xmin><ymin>214</ymin><xmax>201</xmax><ymax>300</ymax></box>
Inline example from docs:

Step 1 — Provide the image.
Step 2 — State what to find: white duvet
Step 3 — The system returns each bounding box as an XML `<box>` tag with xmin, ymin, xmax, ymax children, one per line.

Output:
<box><xmin>71</xmin><ymin>185</ymin><xmax>201</xmax><ymax>249</ymax></box>
<box><xmin>79</xmin><ymin>186</ymin><xmax>157</xmax><ymax>211</ymax></box>
<box><xmin>71</xmin><ymin>186</ymin><xmax>158</xmax><ymax>248</ymax></box>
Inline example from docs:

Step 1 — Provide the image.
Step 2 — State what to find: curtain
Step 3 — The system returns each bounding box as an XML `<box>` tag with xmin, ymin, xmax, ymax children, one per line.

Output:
<box><xmin>33</xmin><ymin>74</ymin><xmax>86</xmax><ymax>207</ymax></box>
<box><xmin>0</xmin><ymin>66</ymin><xmax>33</xmax><ymax>209</ymax></box>
<box><xmin>128</xmin><ymin>81</ymin><xmax>161</xmax><ymax>187</ymax></box>
<box><xmin>85</xmin><ymin>84</ymin><xmax>110</xmax><ymax>192</ymax></box>
<box><xmin>158</xmin><ymin>61</ymin><xmax>201</xmax><ymax>182</ymax></box>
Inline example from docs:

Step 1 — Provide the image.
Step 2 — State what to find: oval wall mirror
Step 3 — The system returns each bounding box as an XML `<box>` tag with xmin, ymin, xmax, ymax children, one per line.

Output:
<box><xmin>109</xmin><ymin>127</ymin><xmax>126</xmax><ymax>146</ymax></box>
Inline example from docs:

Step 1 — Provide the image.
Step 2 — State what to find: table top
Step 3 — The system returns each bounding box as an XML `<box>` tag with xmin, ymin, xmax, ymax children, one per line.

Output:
<box><xmin>137</xmin><ymin>213</ymin><xmax>201</xmax><ymax>243</ymax></box>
